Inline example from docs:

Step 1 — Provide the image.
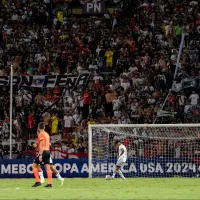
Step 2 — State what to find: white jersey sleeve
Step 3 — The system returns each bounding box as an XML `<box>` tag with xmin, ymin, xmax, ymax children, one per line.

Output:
<box><xmin>118</xmin><ymin>144</ymin><xmax>127</xmax><ymax>160</ymax></box>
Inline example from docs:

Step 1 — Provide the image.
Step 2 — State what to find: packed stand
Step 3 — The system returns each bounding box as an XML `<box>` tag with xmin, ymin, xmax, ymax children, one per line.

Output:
<box><xmin>0</xmin><ymin>0</ymin><xmax>200</xmax><ymax>159</ymax></box>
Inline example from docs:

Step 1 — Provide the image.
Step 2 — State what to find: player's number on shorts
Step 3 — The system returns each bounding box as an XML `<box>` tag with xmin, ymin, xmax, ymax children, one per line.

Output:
<box><xmin>166</xmin><ymin>162</ymin><xmax>196</xmax><ymax>173</ymax></box>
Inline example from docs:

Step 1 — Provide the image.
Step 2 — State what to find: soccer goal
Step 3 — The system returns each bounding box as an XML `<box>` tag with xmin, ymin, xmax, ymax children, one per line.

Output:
<box><xmin>88</xmin><ymin>124</ymin><xmax>200</xmax><ymax>178</ymax></box>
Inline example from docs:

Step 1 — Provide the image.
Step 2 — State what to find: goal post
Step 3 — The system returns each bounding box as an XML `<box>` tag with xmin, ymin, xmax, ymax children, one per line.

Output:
<box><xmin>88</xmin><ymin>124</ymin><xmax>200</xmax><ymax>178</ymax></box>
<box><xmin>88</xmin><ymin>125</ymin><xmax>92</xmax><ymax>178</ymax></box>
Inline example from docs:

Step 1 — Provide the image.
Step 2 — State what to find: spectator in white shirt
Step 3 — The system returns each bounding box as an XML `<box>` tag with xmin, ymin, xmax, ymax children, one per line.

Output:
<box><xmin>4</xmin><ymin>25</ymin><xmax>13</xmax><ymax>35</ymax></box>
<box><xmin>61</xmin><ymin>142</ymin><xmax>68</xmax><ymax>152</ymax></box>
<box><xmin>68</xmin><ymin>144</ymin><xmax>75</xmax><ymax>153</ymax></box>
<box><xmin>93</xmin><ymin>73</ymin><xmax>103</xmax><ymax>83</ymax></box>
<box><xmin>121</xmin><ymin>78</ymin><xmax>131</xmax><ymax>91</ymax></box>
<box><xmin>63</xmin><ymin>112</ymin><xmax>74</xmax><ymax>134</ymax></box>
<box><xmin>189</xmin><ymin>90</ymin><xmax>199</xmax><ymax>105</ymax></box>
<box><xmin>112</xmin><ymin>98</ymin><xmax>121</xmax><ymax>111</ymax></box>
<box><xmin>73</xmin><ymin>110</ymin><xmax>81</xmax><ymax>125</ymax></box>
<box><xmin>11</xmin><ymin>13</ymin><xmax>19</xmax><ymax>21</ymax></box>
<box><xmin>178</xmin><ymin>92</ymin><xmax>186</xmax><ymax>106</ymax></box>
<box><xmin>23</xmin><ymin>90</ymin><xmax>32</xmax><ymax>106</ymax></box>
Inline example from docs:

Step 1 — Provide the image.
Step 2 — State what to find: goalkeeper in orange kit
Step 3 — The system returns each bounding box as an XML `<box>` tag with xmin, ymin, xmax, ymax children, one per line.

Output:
<box><xmin>32</xmin><ymin>142</ymin><xmax>64</xmax><ymax>186</ymax></box>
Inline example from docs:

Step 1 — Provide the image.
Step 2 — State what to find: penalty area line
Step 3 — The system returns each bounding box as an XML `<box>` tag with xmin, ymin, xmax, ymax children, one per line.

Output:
<box><xmin>0</xmin><ymin>188</ymin><xmax>120</xmax><ymax>191</ymax></box>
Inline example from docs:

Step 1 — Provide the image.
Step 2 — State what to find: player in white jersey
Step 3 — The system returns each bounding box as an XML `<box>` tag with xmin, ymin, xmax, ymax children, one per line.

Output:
<box><xmin>112</xmin><ymin>141</ymin><xmax>127</xmax><ymax>180</ymax></box>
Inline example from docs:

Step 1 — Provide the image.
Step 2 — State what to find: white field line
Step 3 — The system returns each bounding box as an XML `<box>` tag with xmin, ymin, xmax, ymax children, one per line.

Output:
<box><xmin>0</xmin><ymin>188</ymin><xmax>120</xmax><ymax>191</ymax></box>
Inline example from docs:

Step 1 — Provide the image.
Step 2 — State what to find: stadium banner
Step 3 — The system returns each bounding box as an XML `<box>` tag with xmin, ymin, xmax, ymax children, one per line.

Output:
<box><xmin>0</xmin><ymin>73</ymin><xmax>90</xmax><ymax>89</ymax></box>
<box><xmin>184</xmin><ymin>105</ymin><xmax>200</xmax><ymax>116</ymax></box>
<box><xmin>0</xmin><ymin>72</ymin><xmax>114</xmax><ymax>88</ymax></box>
<box><xmin>20</xmin><ymin>150</ymin><xmax>88</xmax><ymax>160</ymax></box>
<box><xmin>82</xmin><ymin>1</ymin><xmax>105</xmax><ymax>14</ymax></box>
<box><xmin>0</xmin><ymin>158</ymin><xmax>198</xmax><ymax>178</ymax></box>
<box><xmin>172</xmin><ymin>77</ymin><xmax>196</xmax><ymax>92</ymax></box>
<box><xmin>79</xmin><ymin>0</ymin><xmax>94</xmax><ymax>4</ymax></box>
<box><xmin>0</xmin><ymin>74</ymin><xmax>90</xmax><ymax>88</ymax></box>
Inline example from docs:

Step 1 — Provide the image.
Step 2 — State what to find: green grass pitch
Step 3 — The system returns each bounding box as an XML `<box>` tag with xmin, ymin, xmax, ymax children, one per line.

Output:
<box><xmin>0</xmin><ymin>178</ymin><xmax>199</xmax><ymax>200</ymax></box>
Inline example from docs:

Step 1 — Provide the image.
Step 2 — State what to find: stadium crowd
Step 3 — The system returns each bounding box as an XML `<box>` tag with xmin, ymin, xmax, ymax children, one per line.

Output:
<box><xmin>0</xmin><ymin>0</ymin><xmax>200</xmax><ymax>159</ymax></box>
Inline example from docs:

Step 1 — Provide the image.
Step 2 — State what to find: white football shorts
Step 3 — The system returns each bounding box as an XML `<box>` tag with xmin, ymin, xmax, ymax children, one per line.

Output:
<box><xmin>116</xmin><ymin>157</ymin><xmax>127</xmax><ymax>167</ymax></box>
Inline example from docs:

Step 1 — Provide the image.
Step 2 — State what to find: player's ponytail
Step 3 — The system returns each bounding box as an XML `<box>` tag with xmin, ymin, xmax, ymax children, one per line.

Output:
<box><xmin>115</xmin><ymin>140</ymin><xmax>120</xmax><ymax>146</ymax></box>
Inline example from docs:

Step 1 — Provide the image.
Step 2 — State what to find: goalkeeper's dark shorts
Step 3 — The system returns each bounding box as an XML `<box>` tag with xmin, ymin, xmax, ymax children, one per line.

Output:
<box><xmin>33</xmin><ymin>151</ymin><xmax>53</xmax><ymax>165</ymax></box>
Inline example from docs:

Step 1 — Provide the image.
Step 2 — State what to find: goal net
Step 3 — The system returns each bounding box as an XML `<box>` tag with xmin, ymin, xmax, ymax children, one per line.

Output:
<box><xmin>88</xmin><ymin>124</ymin><xmax>200</xmax><ymax>178</ymax></box>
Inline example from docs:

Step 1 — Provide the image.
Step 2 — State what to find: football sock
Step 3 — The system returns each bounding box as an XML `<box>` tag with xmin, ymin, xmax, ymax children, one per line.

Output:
<box><xmin>47</xmin><ymin>170</ymin><xmax>52</xmax><ymax>185</ymax></box>
<box><xmin>39</xmin><ymin>170</ymin><xmax>44</xmax><ymax>179</ymax></box>
<box><xmin>118</xmin><ymin>170</ymin><xmax>125</xmax><ymax>179</ymax></box>
<box><xmin>112</xmin><ymin>171</ymin><xmax>116</xmax><ymax>178</ymax></box>
<box><xmin>33</xmin><ymin>168</ymin><xmax>40</xmax><ymax>182</ymax></box>
<box><xmin>56</xmin><ymin>173</ymin><xmax>62</xmax><ymax>180</ymax></box>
